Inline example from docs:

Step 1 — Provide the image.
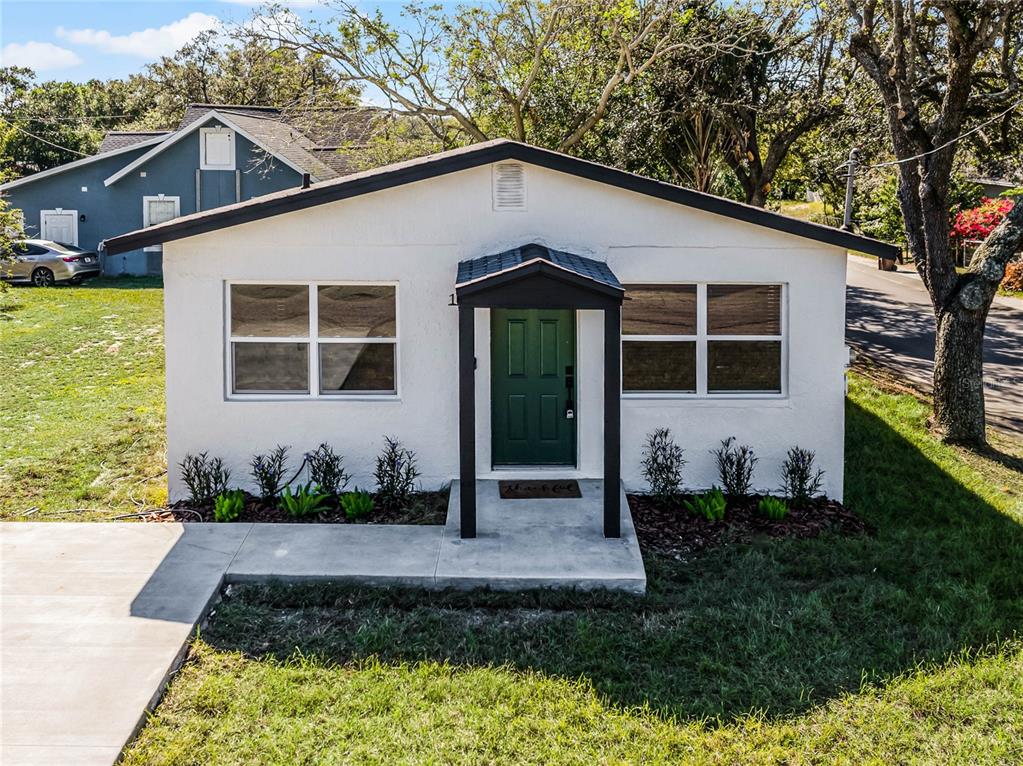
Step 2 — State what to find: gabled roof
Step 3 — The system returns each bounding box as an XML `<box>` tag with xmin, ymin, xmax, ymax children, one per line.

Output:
<box><xmin>457</xmin><ymin>244</ymin><xmax>623</xmax><ymax>294</ymax></box>
<box><xmin>103</xmin><ymin>139</ymin><xmax>902</xmax><ymax>258</ymax></box>
<box><xmin>99</xmin><ymin>131</ymin><xmax>172</xmax><ymax>153</ymax></box>
<box><xmin>0</xmin><ymin>133</ymin><xmax>168</xmax><ymax>192</ymax></box>
<box><xmin>103</xmin><ymin>109</ymin><xmax>328</xmax><ymax>186</ymax></box>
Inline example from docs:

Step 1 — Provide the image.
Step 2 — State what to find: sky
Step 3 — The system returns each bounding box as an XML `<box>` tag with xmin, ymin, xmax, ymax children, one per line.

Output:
<box><xmin>0</xmin><ymin>0</ymin><xmax>411</xmax><ymax>83</ymax></box>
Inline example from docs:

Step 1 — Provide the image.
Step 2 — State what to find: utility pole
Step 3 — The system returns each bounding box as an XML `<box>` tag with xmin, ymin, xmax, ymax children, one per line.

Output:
<box><xmin>841</xmin><ymin>147</ymin><xmax>860</xmax><ymax>232</ymax></box>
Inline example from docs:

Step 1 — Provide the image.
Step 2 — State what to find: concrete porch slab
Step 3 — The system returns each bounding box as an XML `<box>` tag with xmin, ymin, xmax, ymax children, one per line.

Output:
<box><xmin>435</xmin><ymin>480</ymin><xmax>646</xmax><ymax>593</ymax></box>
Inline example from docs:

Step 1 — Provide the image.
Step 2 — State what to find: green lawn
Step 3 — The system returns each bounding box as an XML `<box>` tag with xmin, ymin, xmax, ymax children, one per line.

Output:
<box><xmin>0</xmin><ymin>279</ymin><xmax>166</xmax><ymax>519</ymax></box>
<box><xmin>123</xmin><ymin>377</ymin><xmax>1023</xmax><ymax>764</ymax></box>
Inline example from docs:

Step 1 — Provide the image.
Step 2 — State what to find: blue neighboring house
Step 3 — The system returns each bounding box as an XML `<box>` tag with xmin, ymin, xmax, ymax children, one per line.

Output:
<box><xmin>0</xmin><ymin>104</ymin><xmax>369</xmax><ymax>275</ymax></box>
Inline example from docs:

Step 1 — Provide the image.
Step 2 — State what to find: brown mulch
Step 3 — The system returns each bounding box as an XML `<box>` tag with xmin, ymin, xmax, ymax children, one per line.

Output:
<box><xmin>627</xmin><ymin>494</ymin><xmax>870</xmax><ymax>560</ymax></box>
<box><xmin>166</xmin><ymin>489</ymin><xmax>449</xmax><ymax>525</ymax></box>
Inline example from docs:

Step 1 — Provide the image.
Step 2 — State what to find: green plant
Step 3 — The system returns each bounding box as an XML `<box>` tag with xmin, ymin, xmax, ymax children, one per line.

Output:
<box><xmin>279</xmin><ymin>482</ymin><xmax>332</xmax><ymax>518</ymax></box>
<box><xmin>179</xmin><ymin>452</ymin><xmax>231</xmax><ymax>506</ymax></box>
<box><xmin>251</xmin><ymin>445</ymin><xmax>289</xmax><ymax>501</ymax></box>
<box><xmin>374</xmin><ymin>437</ymin><xmax>421</xmax><ymax>509</ymax></box>
<box><xmin>340</xmin><ymin>489</ymin><xmax>375</xmax><ymax>521</ymax></box>
<box><xmin>713</xmin><ymin>436</ymin><xmax>757</xmax><ymax>499</ymax></box>
<box><xmin>781</xmin><ymin>446</ymin><xmax>825</xmax><ymax>507</ymax></box>
<box><xmin>213</xmin><ymin>490</ymin><xmax>246</xmax><ymax>522</ymax></box>
<box><xmin>758</xmin><ymin>495</ymin><xmax>789</xmax><ymax>521</ymax></box>
<box><xmin>307</xmin><ymin>443</ymin><xmax>350</xmax><ymax>496</ymax></box>
<box><xmin>641</xmin><ymin>428</ymin><xmax>686</xmax><ymax>504</ymax></box>
<box><xmin>683</xmin><ymin>487</ymin><xmax>726</xmax><ymax>521</ymax></box>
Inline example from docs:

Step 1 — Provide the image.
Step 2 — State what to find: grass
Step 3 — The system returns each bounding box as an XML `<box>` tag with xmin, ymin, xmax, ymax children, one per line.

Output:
<box><xmin>0</xmin><ymin>278</ymin><xmax>166</xmax><ymax>519</ymax></box>
<box><xmin>122</xmin><ymin>374</ymin><xmax>1023</xmax><ymax>765</ymax></box>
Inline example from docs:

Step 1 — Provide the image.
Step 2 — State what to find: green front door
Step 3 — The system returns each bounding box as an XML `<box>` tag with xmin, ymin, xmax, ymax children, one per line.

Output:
<box><xmin>491</xmin><ymin>309</ymin><xmax>576</xmax><ymax>466</ymax></box>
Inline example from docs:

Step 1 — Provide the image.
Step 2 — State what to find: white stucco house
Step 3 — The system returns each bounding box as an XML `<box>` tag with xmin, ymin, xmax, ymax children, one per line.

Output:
<box><xmin>104</xmin><ymin>139</ymin><xmax>898</xmax><ymax>539</ymax></box>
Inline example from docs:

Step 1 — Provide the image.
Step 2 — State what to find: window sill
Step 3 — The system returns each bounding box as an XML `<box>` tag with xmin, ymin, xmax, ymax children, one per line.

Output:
<box><xmin>622</xmin><ymin>393</ymin><xmax>790</xmax><ymax>405</ymax></box>
<box><xmin>226</xmin><ymin>394</ymin><xmax>402</xmax><ymax>403</ymax></box>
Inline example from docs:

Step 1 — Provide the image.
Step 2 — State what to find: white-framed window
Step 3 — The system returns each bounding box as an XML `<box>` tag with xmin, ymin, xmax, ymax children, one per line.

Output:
<box><xmin>142</xmin><ymin>195</ymin><xmax>180</xmax><ymax>252</ymax></box>
<box><xmin>622</xmin><ymin>283</ymin><xmax>785</xmax><ymax>397</ymax></box>
<box><xmin>226</xmin><ymin>282</ymin><xmax>399</xmax><ymax>399</ymax></box>
<box><xmin>200</xmin><ymin>127</ymin><xmax>235</xmax><ymax>170</ymax></box>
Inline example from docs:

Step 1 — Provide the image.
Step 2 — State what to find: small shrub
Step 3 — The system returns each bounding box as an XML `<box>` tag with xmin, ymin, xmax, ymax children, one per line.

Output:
<box><xmin>280</xmin><ymin>482</ymin><xmax>332</xmax><ymax>517</ymax></box>
<box><xmin>758</xmin><ymin>495</ymin><xmax>789</xmax><ymax>521</ymax></box>
<box><xmin>1003</xmin><ymin>260</ymin><xmax>1023</xmax><ymax>292</ymax></box>
<box><xmin>213</xmin><ymin>490</ymin><xmax>245</xmax><ymax>522</ymax></box>
<box><xmin>251</xmin><ymin>445</ymin><xmax>289</xmax><ymax>501</ymax></box>
<box><xmin>781</xmin><ymin>446</ymin><xmax>825</xmax><ymax>507</ymax></box>
<box><xmin>340</xmin><ymin>489</ymin><xmax>375</xmax><ymax>521</ymax></box>
<box><xmin>179</xmin><ymin>452</ymin><xmax>231</xmax><ymax>506</ymax></box>
<box><xmin>641</xmin><ymin>428</ymin><xmax>686</xmax><ymax>504</ymax></box>
<box><xmin>307</xmin><ymin>443</ymin><xmax>350</xmax><ymax>496</ymax></box>
<box><xmin>713</xmin><ymin>437</ymin><xmax>758</xmax><ymax>498</ymax></box>
<box><xmin>684</xmin><ymin>487</ymin><xmax>726</xmax><ymax>521</ymax></box>
<box><xmin>374</xmin><ymin>437</ymin><xmax>421</xmax><ymax>509</ymax></box>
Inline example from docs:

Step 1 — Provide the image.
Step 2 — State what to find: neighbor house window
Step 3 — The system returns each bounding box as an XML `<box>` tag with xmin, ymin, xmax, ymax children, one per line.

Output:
<box><xmin>142</xmin><ymin>195</ymin><xmax>180</xmax><ymax>252</ymax></box>
<box><xmin>228</xmin><ymin>283</ymin><xmax>398</xmax><ymax>397</ymax></box>
<box><xmin>622</xmin><ymin>283</ymin><xmax>784</xmax><ymax>396</ymax></box>
<box><xmin>200</xmin><ymin>127</ymin><xmax>235</xmax><ymax>170</ymax></box>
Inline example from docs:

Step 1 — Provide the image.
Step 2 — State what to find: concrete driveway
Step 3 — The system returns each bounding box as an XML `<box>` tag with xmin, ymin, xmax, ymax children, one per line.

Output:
<box><xmin>0</xmin><ymin>523</ymin><xmax>251</xmax><ymax>766</ymax></box>
<box><xmin>846</xmin><ymin>256</ymin><xmax>1023</xmax><ymax>436</ymax></box>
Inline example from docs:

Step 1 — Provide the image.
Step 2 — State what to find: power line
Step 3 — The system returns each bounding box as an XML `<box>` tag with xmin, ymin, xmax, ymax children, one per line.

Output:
<box><xmin>0</xmin><ymin>117</ymin><xmax>91</xmax><ymax>158</ymax></box>
<box><xmin>862</xmin><ymin>98</ymin><xmax>1023</xmax><ymax>171</ymax></box>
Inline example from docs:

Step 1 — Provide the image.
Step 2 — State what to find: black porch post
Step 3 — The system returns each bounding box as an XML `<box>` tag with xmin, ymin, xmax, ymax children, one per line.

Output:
<box><xmin>603</xmin><ymin>305</ymin><xmax>621</xmax><ymax>538</ymax></box>
<box><xmin>458</xmin><ymin>304</ymin><xmax>477</xmax><ymax>539</ymax></box>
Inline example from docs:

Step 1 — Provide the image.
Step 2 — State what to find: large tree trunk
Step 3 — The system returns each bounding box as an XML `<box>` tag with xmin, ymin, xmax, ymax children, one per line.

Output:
<box><xmin>933</xmin><ymin>305</ymin><xmax>987</xmax><ymax>443</ymax></box>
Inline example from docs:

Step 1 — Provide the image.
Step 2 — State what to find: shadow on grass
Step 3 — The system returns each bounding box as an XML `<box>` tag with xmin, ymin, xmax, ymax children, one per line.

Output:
<box><xmin>201</xmin><ymin>397</ymin><xmax>1023</xmax><ymax>722</ymax></box>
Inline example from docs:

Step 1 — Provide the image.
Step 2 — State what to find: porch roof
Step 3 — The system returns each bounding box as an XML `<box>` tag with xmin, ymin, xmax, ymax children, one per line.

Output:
<box><xmin>456</xmin><ymin>244</ymin><xmax>624</xmax><ymax>296</ymax></box>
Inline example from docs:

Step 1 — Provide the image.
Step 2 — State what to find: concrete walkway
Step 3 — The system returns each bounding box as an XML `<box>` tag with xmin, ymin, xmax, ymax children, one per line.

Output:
<box><xmin>1</xmin><ymin>483</ymin><xmax>644</xmax><ymax>765</ymax></box>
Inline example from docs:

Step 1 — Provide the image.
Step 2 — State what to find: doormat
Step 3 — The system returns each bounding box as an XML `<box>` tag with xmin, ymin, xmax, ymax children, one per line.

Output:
<box><xmin>498</xmin><ymin>480</ymin><xmax>582</xmax><ymax>499</ymax></box>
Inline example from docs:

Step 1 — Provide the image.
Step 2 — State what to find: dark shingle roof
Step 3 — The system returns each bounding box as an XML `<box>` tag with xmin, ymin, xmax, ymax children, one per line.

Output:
<box><xmin>177</xmin><ymin>104</ymin><xmax>281</xmax><ymax>130</ymax></box>
<box><xmin>457</xmin><ymin>244</ymin><xmax>623</xmax><ymax>290</ymax></box>
<box><xmin>98</xmin><ymin>131</ymin><xmax>171</xmax><ymax>153</ymax></box>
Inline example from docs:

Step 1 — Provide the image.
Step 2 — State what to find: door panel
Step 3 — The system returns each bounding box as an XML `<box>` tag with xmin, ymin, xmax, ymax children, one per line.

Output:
<box><xmin>491</xmin><ymin>309</ymin><xmax>576</xmax><ymax>466</ymax></box>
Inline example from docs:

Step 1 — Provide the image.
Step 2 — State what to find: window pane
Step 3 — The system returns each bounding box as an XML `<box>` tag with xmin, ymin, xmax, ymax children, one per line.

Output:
<box><xmin>708</xmin><ymin>341</ymin><xmax>781</xmax><ymax>392</ymax></box>
<box><xmin>320</xmin><ymin>343</ymin><xmax>395</xmax><ymax>393</ymax></box>
<box><xmin>622</xmin><ymin>341</ymin><xmax>696</xmax><ymax>392</ymax></box>
<box><xmin>708</xmin><ymin>284</ymin><xmax>782</xmax><ymax>335</ymax></box>
<box><xmin>622</xmin><ymin>284</ymin><xmax>697</xmax><ymax>335</ymax></box>
<box><xmin>231</xmin><ymin>285</ymin><xmax>309</xmax><ymax>337</ymax></box>
<box><xmin>233</xmin><ymin>342</ymin><xmax>308</xmax><ymax>393</ymax></box>
<box><xmin>318</xmin><ymin>286</ymin><xmax>396</xmax><ymax>338</ymax></box>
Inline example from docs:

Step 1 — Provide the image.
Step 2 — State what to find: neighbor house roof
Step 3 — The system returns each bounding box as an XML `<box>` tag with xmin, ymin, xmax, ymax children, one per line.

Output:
<box><xmin>0</xmin><ymin>133</ymin><xmax>170</xmax><ymax>192</ymax></box>
<box><xmin>98</xmin><ymin>131</ymin><xmax>172</xmax><ymax>153</ymax></box>
<box><xmin>457</xmin><ymin>244</ymin><xmax>623</xmax><ymax>293</ymax></box>
<box><xmin>103</xmin><ymin>139</ymin><xmax>902</xmax><ymax>258</ymax></box>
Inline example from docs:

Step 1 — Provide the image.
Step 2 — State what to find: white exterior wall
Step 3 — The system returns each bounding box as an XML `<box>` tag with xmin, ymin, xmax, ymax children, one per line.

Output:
<box><xmin>163</xmin><ymin>162</ymin><xmax>848</xmax><ymax>502</ymax></box>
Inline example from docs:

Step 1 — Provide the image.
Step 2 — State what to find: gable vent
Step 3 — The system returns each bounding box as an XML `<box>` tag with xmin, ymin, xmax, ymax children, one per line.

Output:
<box><xmin>493</xmin><ymin>162</ymin><xmax>526</xmax><ymax>211</ymax></box>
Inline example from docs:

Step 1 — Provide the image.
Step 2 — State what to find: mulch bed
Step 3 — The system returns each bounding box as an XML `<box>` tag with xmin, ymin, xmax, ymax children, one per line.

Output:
<box><xmin>164</xmin><ymin>489</ymin><xmax>449</xmax><ymax>525</ymax></box>
<box><xmin>627</xmin><ymin>494</ymin><xmax>870</xmax><ymax>560</ymax></box>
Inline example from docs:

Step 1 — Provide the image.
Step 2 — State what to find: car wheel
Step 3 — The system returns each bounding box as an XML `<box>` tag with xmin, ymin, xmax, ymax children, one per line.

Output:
<box><xmin>31</xmin><ymin>268</ymin><xmax>56</xmax><ymax>287</ymax></box>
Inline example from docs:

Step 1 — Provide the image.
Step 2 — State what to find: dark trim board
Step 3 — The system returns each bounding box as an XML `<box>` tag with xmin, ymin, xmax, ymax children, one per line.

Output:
<box><xmin>103</xmin><ymin>139</ymin><xmax>901</xmax><ymax>259</ymax></box>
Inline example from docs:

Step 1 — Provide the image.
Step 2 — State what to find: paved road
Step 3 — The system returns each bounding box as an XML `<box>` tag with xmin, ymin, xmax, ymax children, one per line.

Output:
<box><xmin>846</xmin><ymin>256</ymin><xmax>1023</xmax><ymax>437</ymax></box>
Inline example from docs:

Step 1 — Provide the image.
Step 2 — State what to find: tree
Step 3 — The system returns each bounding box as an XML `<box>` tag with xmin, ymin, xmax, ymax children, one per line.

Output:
<box><xmin>244</xmin><ymin>0</ymin><xmax>761</xmax><ymax>154</ymax></box>
<box><xmin>847</xmin><ymin>1</ymin><xmax>1023</xmax><ymax>444</ymax></box>
<box><xmin>709</xmin><ymin>0</ymin><xmax>845</xmax><ymax>207</ymax></box>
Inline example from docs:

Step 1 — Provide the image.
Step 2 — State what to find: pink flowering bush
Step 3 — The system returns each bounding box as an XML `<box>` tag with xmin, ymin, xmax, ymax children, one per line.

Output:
<box><xmin>951</xmin><ymin>197</ymin><xmax>1014</xmax><ymax>240</ymax></box>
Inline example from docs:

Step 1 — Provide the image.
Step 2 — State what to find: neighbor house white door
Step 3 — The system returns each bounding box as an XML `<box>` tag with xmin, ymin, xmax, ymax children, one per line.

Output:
<box><xmin>40</xmin><ymin>210</ymin><xmax>78</xmax><ymax>245</ymax></box>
